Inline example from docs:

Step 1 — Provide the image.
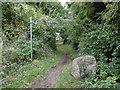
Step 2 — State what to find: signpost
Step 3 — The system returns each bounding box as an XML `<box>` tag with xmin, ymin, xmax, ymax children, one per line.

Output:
<box><xmin>30</xmin><ymin>17</ymin><xmax>37</xmax><ymax>61</ymax></box>
<box><xmin>30</xmin><ymin>17</ymin><xmax>33</xmax><ymax>61</ymax></box>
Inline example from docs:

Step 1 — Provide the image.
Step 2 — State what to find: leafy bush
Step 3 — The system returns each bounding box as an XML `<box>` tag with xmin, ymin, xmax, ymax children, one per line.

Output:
<box><xmin>2</xmin><ymin>2</ymin><xmax>65</xmax><ymax>76</ymax></box>
<box><xmin>66</xmin><ymin>2</ymin><xmax>120</xmax><ymax>88</ymax></box>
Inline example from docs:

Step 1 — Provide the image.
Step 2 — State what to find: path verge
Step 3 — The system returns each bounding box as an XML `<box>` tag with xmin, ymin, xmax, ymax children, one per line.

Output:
<box><xmin>32</xmin><ymin>46</ymin><xmax>70</xmax><ymax>88</ymax></box>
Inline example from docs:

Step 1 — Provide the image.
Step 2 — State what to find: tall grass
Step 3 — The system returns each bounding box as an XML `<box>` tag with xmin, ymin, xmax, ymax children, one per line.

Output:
<box><xmin>2</xmin><ymin>46</ymin><xmax>62</xmax><ymax>88</ymax></box>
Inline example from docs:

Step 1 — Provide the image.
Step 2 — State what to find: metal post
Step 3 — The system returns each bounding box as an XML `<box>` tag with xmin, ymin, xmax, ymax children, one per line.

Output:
<box><xmin>30</xmin><ymin>17</ymin><xmax>32</xmax><ymax>61</ymax></box>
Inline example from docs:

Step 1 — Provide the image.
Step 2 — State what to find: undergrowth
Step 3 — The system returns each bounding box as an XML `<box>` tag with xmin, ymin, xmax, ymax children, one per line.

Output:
<box><xmin>2</xmin><ymin>46</ymin><xmax>62</xmax><ymax>88</ymax></box>
<box><xmin>52</xmin><ymin>44</ymin><xmax>120</xmax><ymax>88</ymax></box>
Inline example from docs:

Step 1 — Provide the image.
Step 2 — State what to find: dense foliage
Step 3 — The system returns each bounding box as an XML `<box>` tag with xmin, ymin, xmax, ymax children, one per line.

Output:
<box><xmin>1</xmin><ymin>1</ymin><xmax>120</xmax><ymax>88</ymax></box>
<box><xmin>2</xmin><ymin>2</ymin><xmax>64</xmax><ymax>77</ymax></box>
<box><xmin>66</xmin><ymin>2</ymin><xmax>120</xmax><ymax>88</ymax></box>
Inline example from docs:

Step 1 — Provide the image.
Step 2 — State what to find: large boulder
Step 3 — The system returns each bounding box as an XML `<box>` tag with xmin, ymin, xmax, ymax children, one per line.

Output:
<box><xmin>71</xmin><ymin>55</ymin><xmax>96</xmax><ymax>78</ymax></box>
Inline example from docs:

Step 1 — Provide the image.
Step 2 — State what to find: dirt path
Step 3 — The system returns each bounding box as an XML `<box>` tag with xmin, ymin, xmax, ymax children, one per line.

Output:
<box><xmin>32</xmin><ymin>47</ymin><xmax>70</xmax><ymax>88</ymax></box>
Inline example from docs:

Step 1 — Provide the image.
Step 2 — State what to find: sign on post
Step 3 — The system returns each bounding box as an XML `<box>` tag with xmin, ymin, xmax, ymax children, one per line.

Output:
<box><xmin>30</xmin><ymin>17</ymin><xmax>32</xmax><ymax>61</ymax></box>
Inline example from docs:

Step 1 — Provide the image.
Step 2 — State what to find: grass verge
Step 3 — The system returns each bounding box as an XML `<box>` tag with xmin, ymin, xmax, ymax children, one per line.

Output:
<box><xmin>51</xmin><ymin>44</ymin><xmax>83</xmax><ymax>88</ymax></box>
<box><xmin>56</xmin><ymin>39</ymin><xmax>63</xmax><ymax>45</ymax></box>
<box><xmin>2</xmin><ymin>46</ymin><xmax>62</xmax><ymax>88</ymax></box>
<box><xmin>61</xmin><ymin>44</ymin><xmax>72</xmax><ymax>53</ymax></box>
<box><xmin>52</xmin><ymin>60</ymin><xmax>84</xmax><ymax>88</ymax></box>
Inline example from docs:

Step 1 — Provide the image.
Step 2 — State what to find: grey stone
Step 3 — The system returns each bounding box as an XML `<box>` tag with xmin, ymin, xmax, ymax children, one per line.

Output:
<box><xmin>71</xmin><ymin>55</ymin><xmax>96</xmax><ymax>78</ymax></box>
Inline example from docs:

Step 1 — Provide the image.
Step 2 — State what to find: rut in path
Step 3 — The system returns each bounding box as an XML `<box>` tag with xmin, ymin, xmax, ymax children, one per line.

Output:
<box><xmin>32</xmin><ymin>47</ymin><xmax>70</xmax><ymax>88</ymax></box>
